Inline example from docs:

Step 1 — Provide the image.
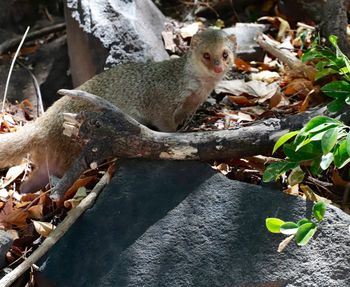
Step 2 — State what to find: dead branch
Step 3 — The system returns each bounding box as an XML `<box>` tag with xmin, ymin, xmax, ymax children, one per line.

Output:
<box><xmin>0</xmin><ymin>167</ymin><xmax>113</xmax><ymax>287</ymax></box>
<box><xmin>49</xmin><ymin>89</ymin><xmax>334</xmax><ymax>199</ymax></box>
<box><xmin>0</xmin><ymin>22</ymin><xmax>66</xmax><ymax>55</ymax></box>
<box><xmin>256</xmin><ymin>33</ymin><xmax>300</xmax><ymax>67</ymax></box>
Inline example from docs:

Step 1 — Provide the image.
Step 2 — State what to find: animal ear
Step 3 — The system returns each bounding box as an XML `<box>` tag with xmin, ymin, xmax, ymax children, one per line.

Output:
<box><xmin>226</xmin><ymin>34</ymin><xmax>237</xmax><ymax>50</ymax></box>
<box><xmin>190</xmin><ymin>33</ymin><xmax>201</xmax><ymax>49</ymax></box>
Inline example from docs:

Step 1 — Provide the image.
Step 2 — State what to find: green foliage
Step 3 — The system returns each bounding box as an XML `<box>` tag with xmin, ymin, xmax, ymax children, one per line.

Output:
<box><xmin>266</xmin><ymin>202</ymin><xmax>326</xmax><ymax>247</ymax></box>
<box><xmin>263</xmin><ymin>116</ymin><xmax>350</xmax><ymax>183</ymax></box>
<box><xmin>302</xmin><ymin>35</ymin><xmax>350</xmax><ymax>111</ymax></box>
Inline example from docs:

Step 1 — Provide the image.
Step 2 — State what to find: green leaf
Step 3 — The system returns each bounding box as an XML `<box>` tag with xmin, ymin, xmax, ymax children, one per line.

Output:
<box><xmin>321</xmin><ymin>127</ymin><xmax>339</xmax><ymax>154</ymax></box>
<box><xmin>327</xmin><ymin>99</ymin><xmax>345</xmax><ymax>112</ymax></box>
<box><xmin>287</xmin><ymin>166</ymin><xmax>305</xmax><ymax>186</ymax></box>
<box><xmin>303</xmin><ymin>116</ymin><xmax>340</xmax><ymax>132</ymax></box>
<box><xmin>320</xmin><ymin>153</ymin><xmax>334</xmax><ymax>170</ymax></box>
<box><xmin>347</xmin><ymin>132</ymin><xmax>350</xmax><ymax>156</ymax></box>
<box><xmin>321</xmin><ymin>81</ymin><xmax>350</xmax><ymax>99</ymax></box>
<box><xmin>266</xmin><ymin>218</ymin><xmax>285</xmax><ymax>233</ymax></box>
<box><xmin>272</xmin><ymin>130</ymin><xmax>299</xmax><ymax>154</ymax></box>
<box><xmin>313</xmin><ymin>201</ymin><xmax>327</xmax><ymax>222</ymax></box>
<box><xmin>280</xmin><ymin>222</ymin><xmax>299</xmax><ymax>235</ymax></box>
<box><xmin>297</xmin><ymin>218</ymin><xmax>311</xmax><ymax>226</ymax></box>
<box><xmin>262</xmin><ymin>161</ymin><xmax>298</xmax><ymax>182</ymax></box>
<box><xmin>284</xmin><ymin>142</ymin><xmax>321</xmax><ymax>162</ymax></box>
<box><xmin>306</xmin><ymin>122</ymin><xmax>339</xmax><ymax>135</ymax></box>
<box><xmin>295</xmin><ymin>222</ymin><xmax>317</xmax><ymax>246</ymax></box>
<box><xmin>310</xmin><ymin>158</ymin><xmax>322</xmax><ymax>176</ymax></box>
<box><xmin>302</xmin><ymin>48</ymin><xmax>336</xmax><ymax>63</ymax></box>
<box><xmin>315</xmin><ymin>68</ymin><xmax>338</xmax><ymax>81</ymax></box>
<box><xmin>329</xmin><ymin>35</ymin><xmax>338</xmax><ymax>47</ymax></box>
<box><xmin>345</xmin><ymin>95</ymin><xmax>350</xmax><ymax>105</ymax></box>
<box><xmin>334</xmin><ymin>140</ymin><xmax>350</xmax><ymax>168</ymax></box>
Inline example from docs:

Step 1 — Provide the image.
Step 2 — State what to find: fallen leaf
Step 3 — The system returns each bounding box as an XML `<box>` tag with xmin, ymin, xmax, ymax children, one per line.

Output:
<box><xmin>32</xmin><ymin>220</ymin><xmax>55</xmax><ymax>237</ymax></box>
<box><xmin>227</xmin><ymin>95</ymin><xmax>253</xmax><ymax>106</ymax></box>
<box><xmin>251</xmin><ymin>70</ymin><xmax>281</xmax><ymax>83</ymax></box>
<box><xmin>0</xmin><ymin>163</ymin><xmax>27</xmax><ymax>188</ymax></box>
<box><xmin>216</xmin><ymin>80</ymin><xmax>279</xmax><ymax>100</ymax></box>
<box><xmin>278</xmin><ymin>235</ymin><xmax>295</xmax><ymax>252</ymax></box>
<box><xmin>240</xmin><ymin>106</ymin><xmax>266</xmax><ymax>116</ymax></box>
<box><xmin>64</xmin><ymin>176</ymin><xmax>97</xmax><ymax>199</ymax></box>
<box><xmin>64</xmin><ymin>198</ymin><xmax>82</xmax><ymax>209</ymax></box>
<box><xmin>235</xmin><ymin>58</ymin><xmax>252</xmax><ymax>72</ymax></box>
<box><xmin>28</xmin><ymin>204</ymin><xmax>43</xmax><ymax>220</ymax></box>
<box><xmin>258</xmin><ymin>16</ymin><xmax>291</xmax><ymax>41</ymax></box>
<box><xmin>300</xmin><ymin>184</ymin><xmax>332</xmax><ymax>204</ymax></box>
<box><xmin>0</xmin><ymin>198</ymin><xmax>28</xmax><ymax>229</ymax></box>
<box><xmin>180</xmin><ymin>22</ymin><xmax>202</xmax><ymax>38</ymax></box>
<box><xmin>284</xmin><ymin>78</ymin><xmax>314</xmax><ymax>98</ymax></box>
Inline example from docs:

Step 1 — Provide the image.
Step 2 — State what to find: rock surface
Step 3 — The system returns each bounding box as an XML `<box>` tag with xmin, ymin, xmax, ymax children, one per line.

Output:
<box><xmin>65</xmin><ymin>0</ymin><xmax>169</xmax><ymax>86</ymax></box>
<box><xmin>0</xmin><ymin>231</ymin><xmax>13</xmax><ymax>268</ymax></box>
<box><xmin>39</xmin><ymin>160</ymin><xmax>350</xmax><ymax>287</ymax></box>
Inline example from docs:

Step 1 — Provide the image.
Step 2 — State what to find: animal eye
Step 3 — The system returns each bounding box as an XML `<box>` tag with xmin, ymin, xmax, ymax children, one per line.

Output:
<box><xmin>203</xmin><ymin>52</ymin><xmax>211</xmax><ymax>60</ymax></box>
<box><xmin>223</xmin><ymin>51</ymin><xmax>228</xmax><ymax>59</ymax></box>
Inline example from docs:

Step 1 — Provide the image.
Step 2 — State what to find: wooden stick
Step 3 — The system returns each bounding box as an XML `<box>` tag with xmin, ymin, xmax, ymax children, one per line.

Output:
<box><xmin>0</xmin><ymin>22</ymin><xmax>66</xmax><ymax>55</ymax></box>
<box><xmin>256</xmin><ymin>33</ymin><xmax>301</xmax><ymax>67</ymax></box>
<box><xmin>0</xmin><ymin>166</ymin><xmax>114</xmax><ymax>287</ymax></box>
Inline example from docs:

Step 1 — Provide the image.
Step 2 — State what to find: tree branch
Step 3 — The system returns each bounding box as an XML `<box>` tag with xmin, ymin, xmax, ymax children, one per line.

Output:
<box><xmin>50</xmin><ymin>89</ymin><xmax>334</xmax><ymax>199</ymax></box>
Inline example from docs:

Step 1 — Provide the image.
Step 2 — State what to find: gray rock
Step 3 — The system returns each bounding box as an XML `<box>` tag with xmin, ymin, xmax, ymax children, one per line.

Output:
<box><xmin>65</xmin><ymin>0</ymin><xmax>169</xmax><ymax>86</ymax></box>
<box><xmin>224</xmin><ymin>23</ymin><xmax>268</xmax><ymax>61</ymax></box>
<box><xmin>0</xmin><ymin>231</ymin><xmax>13</xmax><ymax>268</ymax></box>
<box><xmin>0</xmin><ymin>34</ymin><xmax>72</xmax><ymax>109</ymax></box>
<box><xmin>38</xmin><ymin>160</ymin><xmax>350</xmax><ymax>287</ymax></box>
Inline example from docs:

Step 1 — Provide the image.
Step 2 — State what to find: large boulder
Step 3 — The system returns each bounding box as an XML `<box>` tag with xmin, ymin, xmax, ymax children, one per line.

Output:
<box><xmin>38</xmin><ymin>160</ymin><xmax>350</xmax><ymax>287</ymax></box>
<box><xmin>65</xmin><ymin>0</ymin><xmax>169</xmax><ymax>86</ymax></box>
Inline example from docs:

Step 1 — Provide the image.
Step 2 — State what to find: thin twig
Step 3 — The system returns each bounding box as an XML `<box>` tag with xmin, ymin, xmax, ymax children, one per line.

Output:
<box><xmin>0</xmin><ymin>165</ymin><xmax>114</xmax><ymax>287</ymax></box>
<box><xmin>2</xmin><ymin>26</ymin><xmax>30</xmax><ymax>113</ymax></box>
<box><xmin>16</xmin><ymin>60</ymin><xmax>44</xmax><ymax>116</ymax></box>
<box><xmin>0</xmin><ymin>23</ymin><xmax>66</xmax><ymax>55</ymax></box>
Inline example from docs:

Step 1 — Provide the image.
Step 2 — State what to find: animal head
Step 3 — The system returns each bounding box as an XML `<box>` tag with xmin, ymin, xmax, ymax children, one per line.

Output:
<box><xmin>190</xmin><ymin>29</ymin><xmax>237</xmax><ymax>79</ymax></box>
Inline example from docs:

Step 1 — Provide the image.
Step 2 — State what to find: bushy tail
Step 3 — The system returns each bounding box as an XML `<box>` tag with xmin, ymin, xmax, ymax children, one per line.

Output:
<box><xmin>0</xmin><ymin>122</ymin><xmax>39</xmax><ymax>168</ymax></box>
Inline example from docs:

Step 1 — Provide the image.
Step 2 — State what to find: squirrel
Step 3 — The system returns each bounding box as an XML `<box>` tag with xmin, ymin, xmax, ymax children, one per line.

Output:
<box><xmin>0</xmin><ymin>28</ymin><xmax>236</xmax><ymax>194</ymax></box>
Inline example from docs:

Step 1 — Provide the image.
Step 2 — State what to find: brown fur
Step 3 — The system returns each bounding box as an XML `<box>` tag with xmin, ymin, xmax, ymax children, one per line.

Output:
<box><xmin>0</xmin><ymin>29</ymin><xmax>236</xmax><ymax>193</ymax></box>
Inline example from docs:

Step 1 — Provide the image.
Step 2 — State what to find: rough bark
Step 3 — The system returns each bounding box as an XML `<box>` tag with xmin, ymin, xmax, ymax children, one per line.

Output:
<box><xmin>49</xmin><ymin>89</ymin><xmax>342</xmax><ymax>199</ymax></box>
<box><xmin>321</xmin><ymin>0</ymin><xmax>350</xmax><ymax>56</ymax></box>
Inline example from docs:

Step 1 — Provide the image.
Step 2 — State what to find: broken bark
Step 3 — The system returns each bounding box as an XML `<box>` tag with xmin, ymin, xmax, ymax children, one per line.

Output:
<box><xmin>49</xmin><ymin>89</ymin><xmax>340</xmax><ymax>199</ymax></box>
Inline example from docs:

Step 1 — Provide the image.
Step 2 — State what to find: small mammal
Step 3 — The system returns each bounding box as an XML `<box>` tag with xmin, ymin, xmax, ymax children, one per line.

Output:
<box><xmin>0</xmin><ymin>28</ymin><xmax>236</xmax><ymax>194</ymax></box>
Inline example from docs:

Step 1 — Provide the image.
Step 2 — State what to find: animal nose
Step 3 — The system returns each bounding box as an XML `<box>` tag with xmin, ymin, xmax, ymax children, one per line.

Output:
<box><xmin>214</xmin><ymin>65</ymin><xmax>223</xmax><ymax>73</ymax></box>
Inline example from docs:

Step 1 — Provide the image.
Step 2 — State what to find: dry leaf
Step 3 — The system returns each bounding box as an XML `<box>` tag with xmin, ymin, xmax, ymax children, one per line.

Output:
<box><xmin>285</xmin><ymin>184</ymin><xmax>300</xmax><ymax>196</ymax></box>
<box><xmin>213</xmin><ymin>163</ymin><xmax>230</xmax><ymax>175</ymax></box>
<box><xmin>251</xmin><ymin>70</ymin><xmax>281</xmax><ymax>83</ymax></box>
<box><xmin>0</xmin><ymin>198</ymin><xmax>28</xmax><ymax>229</ymax></box>
<box><xmin>180</xmin><ymin>22</ymin><xmax>202</xmax><ymax>38</ymax></box>
<box><xmin>64</xmin><ymin>175</ymin><xmax>97</xmax><ymax>199</ymax></box>
<box><xmin>32</xmin><ymin>220</ymin><xmax>55</xmax><ymax>237</ymax></box>
<box><xmin>258</xmin><ymin>16</ymin><xmax>291</xmax><ymax>41</ymax></box>
<box><xmin>0</xmin><ymin>163</ymin><xmax>27</xmax><ymax>188</ymax></box>
<box><xmin>278</xmin><ymin>235</ymin><xmax>295</xmax><ymax>252</ymax></box>
<box><xmin>64</xmin><ymin>198</ymin><xmax>82</xmax><ymax>209</ymax></box>
<box><xmin>0</xmin><ymin>189</ymin><xmax>9</xmax><ymax>200</ymax></box>
<box><xmin>216</xmin><ymin>80</ymin><xmax>279</xmax><ymax>100</ymax></box>
<box><xmin>300</xmin><ymin>184</ymin><xmax>332</xmax><ymax>204</ymax></box>
<box><xmin>227</xmin><ymin>95</ymin><xmax>253</xmax><ymax>106</ymax></box>
<box><xmin>28</xmin><ymin>204</ymin><xmax>43</xmax><ymax>220</ymax></box>
<box><xmin>240</xmin><ymin>106</ymin><xmax>266</xmax><ymax>116</ymax></box>
<box><xmin>235</xmin><ymin>58</ymin><xmax>252</xmax><ymax>72</ymax></box>
<box><xmin>6</xmin><ymin>229</ymin><xmax>19</xmax><ymax>240</ymax></box>
<box><xmin>284</xmin><ymin>78</ymin><xmax>314</xmax><ymax>98</ymax></box>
